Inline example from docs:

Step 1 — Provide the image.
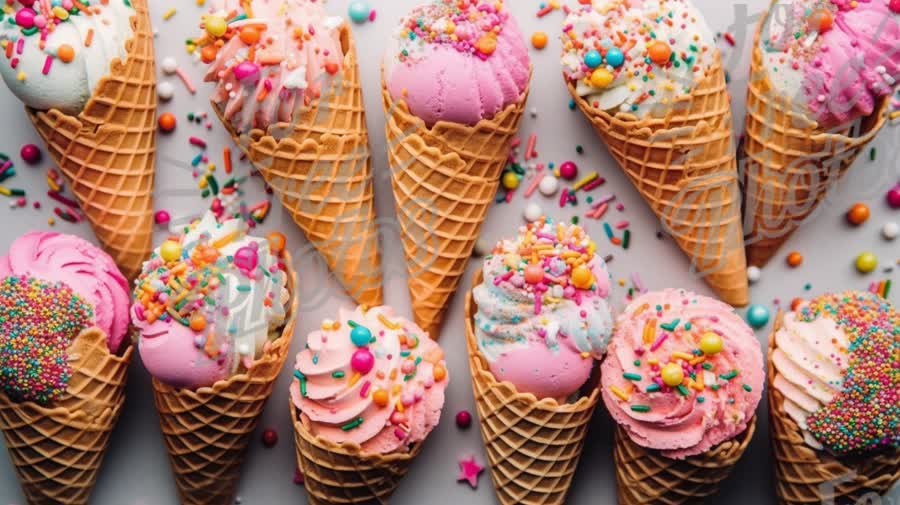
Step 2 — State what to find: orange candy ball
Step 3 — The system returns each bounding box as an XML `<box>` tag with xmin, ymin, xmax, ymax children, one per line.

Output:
<box><xmin>201</xmin><ymin>45</ymin><xmax>218</xmax><ymax>64</ymax></box>
<box><xmin>647</xmin><ymin>41</ymin><xmax>672</xmax><ymax>65</ymax></box>
<box><xmin>325</xmin><ymin>61</ymin><xmax>340</xmax><ymax>75</ymax></box>
<box><xmin>476</xmin><ymin>35</ymin><xmax>497</xmax><ymax>55</ymax></box>
<box><xmin>790</xmin><ymin>298</ymin><xmax>804</xmax><ymax>312</ymax></box>
<box><xmin>807</xmin><ymin>9</ymin><xmax>833</xmax><ymax>33</ymax></box>
<box><xmin>267</xmin><ymin>232</ymin><xmax>286</xmax><ymax>254</ymax></box>
<box><xmin>57</xmin><ymin>44</ymin><xmax>75</xmax><ymax>63</ymax></box>
<box><xmin>239</xmin><ymin>26</ymin><xmax>261</xmax><ymax>45</ymax></box>
<box><xmin>531</xmin><ymin>31</ymin><xmax>548</xmax><ymax>50</ymax></box>
<box><xmin>158</xmin><ymin>112</ymin><xmax>177</xmax><ymax>133</ymax></box>
<box><xmin>433</xmin><ymin>364</ymin><xmax>447</xmax><ymax>382</ymax></box>
<box><xmin>372</xmin><ymin>389</ymin><xmax>389</xmax><ymax>407</ymax></box>
<box><xmin>524</xmin><ymin>264</ymin><xmax>544</xmax><ymax>284</ymax></box>
<box><xmin>786</xmin><ymin>251</ymin><xmax>803</xmax><ymax>268</ymax></box>
<box><xmin>190</xmin><ymin>315</ymin><xmax>207</xmax><ymax>332</ymax></box>
<box><xmin>846</xmin><ymin>203</ymin><xmax>870</xmax><ymax>226</ymax></box>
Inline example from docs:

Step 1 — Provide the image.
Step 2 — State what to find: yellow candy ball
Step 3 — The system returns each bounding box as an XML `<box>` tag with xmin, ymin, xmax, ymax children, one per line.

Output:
<box><xmin>571</xmin><ymin>265</ymin><xmax>594</xmax><ymax>289</ymax></box>
<box><xmin>590</xmin><ymin>68</ymin><xmax>614</xmax><ymax>88</ymax></box>
<box><xmin>160</xmin><ymin>240</ymin><xmax>183</xmax><ymax>263</ymax></box>
<box><xmin>661</xmin><ymin>363</ymin><xmax>684</xmax><ymax>387</ymax></box>
<box><xmin>205</xmin><ymin>16</ymin><xmax>228</xmax><ymax>38</ymax></box>
<box><xmin>502</xmin><ymin>171</ymin><xmax>520</xmax><ymax>190</ymax></box>
<box><xmin>699</xmin><ymin>332</ymin><xmax>724</xmax><ymax>355</ymax></box>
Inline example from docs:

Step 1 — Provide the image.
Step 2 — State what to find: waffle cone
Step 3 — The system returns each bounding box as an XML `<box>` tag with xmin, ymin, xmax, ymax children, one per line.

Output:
<box><xmin>291</xmin><ymin>399</ymin><xmax>423</xmax><ymax>504</ymax></box>
<box><xmin>382</xmin><ymin>80</ymin><xmax>529</xmax><ymax>339</ymax></box>
<box><xmin>742</xmin><ymin>9</ymin><xmax>888</xmax><ymax>268</ymax></box>
<box><xmin>767</xmin><ymin>312</ymin><xmax>899</xmax><ymax>504</ymax></box>
<box><xmin>0</xmin><ymin>328</ymin><xmax>134</xmax><ymax>505</ymax></box>
<box><xmin>151</xmin><ymin>253</ymin><xmax>298</xmax><ymax>505</ymax></box>
<box><xmin>214</xmin><ymin>25</ymin><xmax>382</xmax><ymax>307</ymax></box>
<box><xmin>463</xmin><ymin>271</ymin><xmax>599</xmax><ymax>505</ymax></box>
<box><xmin>613</xmin><ymin>417</ymin><xmax>756</xmax><ymax>504</ymax></box>
<box><xmin>568</xmin><ymin>53</ymin><xmax>747</xmax><ymax>307</ymax></box>
<box><xmin>26</xmin><ymin>0</ymin><xmax>156</xmax><ymax>281</ymax></box>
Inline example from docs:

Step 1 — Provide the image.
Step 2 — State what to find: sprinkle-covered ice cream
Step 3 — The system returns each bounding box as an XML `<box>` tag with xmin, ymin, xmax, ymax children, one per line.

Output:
<box><xmin>561</xmin><ymin>0</ymin><xmax>717</xmax><ymax>118</ymax></box>
<box><xmin>771</xmin><ymin>292</ymin><xmax>898</xmax><ymax>454</ymax></box>
<box><xmin>291</xmin><ymin>306</ymin><xmax>448</xmax><ymax>454</ymax></box>
<box><xmin>0</xmin><ymin>0</ymin><xmax>136</xmax><ymax>115</ymax></box>
<box><xmin>195</xmin><ymin>0</ymin><xmax>347</xmax><ymax>132</ymax></box>
<box><xmin>384</xmin><ymin>0</ymin><xmax>531</xmax><ymax>127</ymax></box>
<box><xmin>472</xmin><ymin>219</ymin><xmax>614</xmax><ymax>401</ymax></box>
<box><xmin>601</xmin><ymin>289</ymin><xmax>764</xmax><ymax>459</ymax></box>
<box><xmin>132</xmin><ymin>212</ymin><xmax>290</xmax><ymax>390</ymax></box>
<box><xmin>759</xmin><ymin>0</ymin><xmax>900</xmax><ymax>128</ymax></box>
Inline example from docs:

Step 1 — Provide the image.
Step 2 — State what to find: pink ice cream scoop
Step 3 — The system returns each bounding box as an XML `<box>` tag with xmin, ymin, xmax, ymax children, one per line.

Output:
<box><xmin>761</xmin><ymin>0</ymin><xmax>900</xmax><ymax>128</ymax></box>
<box><xmin>0</xmin><ymin>232</ymin><xmax>131</xmax><ymax>354</ymax></box>
<box><xmin>384</xmin><ymin>0</ymin><xmax>531</xmax><ymax>127</ymax></box>
<box><xmin>290</xmin><ymin>306</ymin><xmax>448</xmax><ymax>454</ymax></box>
<box><xmin>601</xmin><ymin>289</ymin><xmax>764</xmax><ymax>459</ymax></box>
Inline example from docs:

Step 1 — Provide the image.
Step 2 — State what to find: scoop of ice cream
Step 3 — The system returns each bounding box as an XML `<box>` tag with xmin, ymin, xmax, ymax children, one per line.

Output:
<box><xmin>197</xmin><ymin>0</ymin><xmax>347</xmax><ymax>132</ymax></box>
<box><xmin>0</xmin><ymin>0</ymin><xmax>135</xmax><ymax>115</ymax></box>
<box><xmin>384</xmin><ymin>0</ymin><xmax>531</xmax><ymax>127</ymax></box>
<box><xmin>472</xmin><ymin>219</ymin><xmax>614</xmax><ymax>401</ymax></box>
<box><xmin>773</xmin><ymin>292</ymin><xmax>898</xmax><ymax>455</ymax></box>
<box><xmin>760</xmin><ymin>0</ymin><xmax>900</xmax><ymax>128</ymax></box>
<box><xmin>290</xmin><ymin>306</ymin><xmax>448</xmax><ymax>454</ymax></box>
<box><xmin>561</xmin><ymin>0</ymin><xmax>717</xmax><ymax>118</ymax></box>
<box><xmin>601</xmin><ymin>289</ymin><xmax>764</xmax><ymax>459</ymax></box>
<box><xmin>0</xmin><ymin>275</ymin><xmax>94</xmax><ymax>404</ymax></box>
<box><xmin>132</xmin><ymin>212</ymin><xmax>290</xmax><ymax>390</ymax></box>
<box><xmin>0</xmin><ymin>232</ymin><xmax>131</xmax><ymax>354</ymax></box>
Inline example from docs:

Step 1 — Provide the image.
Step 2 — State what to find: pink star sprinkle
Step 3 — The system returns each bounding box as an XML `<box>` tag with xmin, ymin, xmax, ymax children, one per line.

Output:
<box><xmin>457</xmin><ymin>456</ymin><xmax>484</xmax><ymax>489</ymax></box>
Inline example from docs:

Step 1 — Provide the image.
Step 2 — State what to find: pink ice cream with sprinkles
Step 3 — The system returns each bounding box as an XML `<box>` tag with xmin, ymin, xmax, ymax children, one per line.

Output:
<box><xmin>601</xmin><ymin>289</ymin><xmax>764</xmax><ymax>459</ymax></box>
<box><xmin>290</xmin><ymin>306</ymin><xmax>448</xmax><ymax>454</ymax></box>
<box><xmin>472</xmin><ymin>218</ymin><xmax>614</xmax><ymax>402</ymax></box>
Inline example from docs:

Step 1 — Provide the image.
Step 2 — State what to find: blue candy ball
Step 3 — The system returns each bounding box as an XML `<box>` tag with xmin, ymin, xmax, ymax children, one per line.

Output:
<box><xmin>584</xmin><ymin>50</ymin><xmax>603</xmax><ymax>69</ymax></box>
<box><xmin>348</xmin><ymin>1</ymin><xmax>371</xmax><ymax>24</ymax></box>
<box><xmin>350</xmin><ymin>326</ymin><xmax>372</xmax><ymax>347</ymax></box>
<box><xmin>746</xmin><ymin>305</ymin><xmax>770</xmax><ymax>329</ymax></box>
<box><xmin>605</xmin><ymin>47</ymin><xmax>625</xmax><ymax>68</ymax></box>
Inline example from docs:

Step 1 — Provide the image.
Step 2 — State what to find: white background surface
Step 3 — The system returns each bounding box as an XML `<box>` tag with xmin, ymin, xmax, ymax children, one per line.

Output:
<box><xmin>0</xmin><ymin>1</ymin><xmax>898</xmax><ymax>504</ymax></box>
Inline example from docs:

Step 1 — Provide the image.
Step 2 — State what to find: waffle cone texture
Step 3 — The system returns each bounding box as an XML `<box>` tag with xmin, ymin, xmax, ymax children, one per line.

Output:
<box><xmin>568</xmin><ymin>53</ymin><xmax>748</xmax><ymax>308</ymax></box>
<box><xmin>464</xmin><ymin>271</ymin><xmax>600</xmax><ymax>505</ymax></box>
<box><xmin>767</xmin><ymin>312</ymin><xmax>900</xmax><ymax>505</ymax></box>
<box><xmin>0</xmin><ymin>328</ymin><xmax>134</xmax><ymax>505</ymax></box>
<box><xmin>26</xmin><ymin>0</ymin><xmax>157</xmax><ymax>281</ymax></box>
<box><xmin>292</xmin><ymin>398</ymin><xmax>424</xmax><ymax>505</ymax></box>
<box><xmin>214</xmin><ymin>25</ymin><xmax>382</xmax><ymax>308</ymax></box>
<box><xmin>382</xmin><ymin>78</ymin><xmax>530</xmax><ymax>340</ymax></box>
<box><xmin>742</xmin><ymin>8</ymin><xmax>888</xmax><ymax>268</ymax></box>
<box><xmin>151</xmin><ymin>253</ymin><xmax>298</xmax><ymax>505</ymax></box>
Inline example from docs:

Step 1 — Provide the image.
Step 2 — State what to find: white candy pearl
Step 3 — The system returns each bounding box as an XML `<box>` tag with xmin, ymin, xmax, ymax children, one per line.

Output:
<box><xmin>157</xmin><ymin>81</ymin><xmax>175</xmax><ymax>101</ymax></box>
<box><xmin>882</xmin><ymin>222</ymin><xmax>899</xmax><ymax>241</ymax></box>
<box><xmin>523</xmin><ymin>202</ymin><xmax>543</xmax><ymax>222</ymax></box>
<box><xmin>747</xmin><ymin>266</ymin><xmax>762</xmax><ymax>284</ymax></box>
<box><xmin>538</xmin><ymin>175</ymin><xmax>559</xmax><ymax>196</ymax></box>
<box><xmin>161</xmin><ymin>57</ymin><xmax>178</xmax><ymax>75</ymax></box>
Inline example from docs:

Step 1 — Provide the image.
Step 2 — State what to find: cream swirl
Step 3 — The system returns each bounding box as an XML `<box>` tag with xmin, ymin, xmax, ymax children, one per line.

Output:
<box><xmin>601</xmin><ymin>289</ymin><xmax>764</xmax><ymax>459</ymax></box>
<box><xmin>290</xmin><ymin>306</ymin><xmax>448</xmax><ymax>454</ymax></box>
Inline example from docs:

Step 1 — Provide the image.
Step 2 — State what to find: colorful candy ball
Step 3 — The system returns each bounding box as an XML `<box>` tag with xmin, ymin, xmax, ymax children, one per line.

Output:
<box><xmin>261</xmin><ymin>428</ymin><xmax>278</xmax><ymax>448</ymax></box>
<box><xmin>605</xmin><ymin>47</ymin><xmax>625</xmax><ymax>67</ymax></box>
<box><xmin>154</xmin><ymin>210</ymin><xmax>171</xmax><ymax>225</ymax></box>
<box><xmin>699</xmin><ymin>332</ymin><xmax>723</xmax><ymax>355</ymax></box>
<box><xmin>590</xmin><ymin>68</ymin><xmax>614</xmax><ymax>88</ymax></box>
<box><xmin>786</xmin><ymin>251</ymin><xmax>803</xmax><ymax>268</ymax></box>
<box><xmin>584</xmin><ymin>50</ymin><xmax>602</xmax><ymax>69</ymax></box>
<box><xmin>160</xmin><ymin>240</ymin><xmax>182</xmax><ymax>262</ymax></box>
<box><xmin>661</xmin><ymin>363</ymin><xmax>684</xmax><ymax>387</ymax></box>
<box><xmin>559</xmin><ymin>161</ymin><xmax>578</xmax><ymax>180</ymax></box>
<box><xmin>647</xmin><ymin>41</ymin><xmax>672</xmax><ymax>65</ymax></box>
<box><xmin>539</xmin><ymin>175</ymin><xmax>559</xmax><ymax>196</ymax></box>
<box><xmin>854</xmin><ymin>252</ymin><xmax>878</xmax><ymax>273</ymax></box>
<box><xmin>20</xmin><ymin>144</ymin><xmax>41</xmax><ymax>164</ymax></box>
<box><xmin>351</xmin><ymin>348</ymin><xmax>375</xmax><ymax>374</ymax></box>
<box><xmin>157</xmin><ymin>81</ymin><xmax>175</xmax><ymax>101</ymax></box>
<box><xmin>886</xmin><ymin>187</ymin><xmax>900</xmax><ymax>209</ymax></box>
<box><xmin>158</xmin><ymin>112</ymin><xmax>177</xmax><ymax>133</ymax></box>
<box><xmin>204</xmin><ymin>15</ymin><xmax>227</xmax><ymax>38</ymax></box>
<box><xmin>746</xmin><ymin>266</ymin><xmax>761</xmax><ymax>284</ymax></box>
<box><xmin>523</xmin><ymin>202</ymin><xmax>543</xmax><ymax>222</ymax></box>
<box><xmin>882</xmin><ymin>222</ymin><xmax>899</xmax><ymax>241</ymax></box>
<box><xmin>348</xmin><ymin>1</ymin><xmax>371</xmax><ymax>24</ymax></box>
<box><xmin>531</xmin><ymin>31</ymin><xmax>548</xmax><ymax>50</ymax></box>
<box><xmin>350</xmin><ymin>325</ymin><xmax>372</xmax><ymax>347</ymax></box>
<box><xmin>746</xmin><ymin>304</ymin><xmax>770</xmax><ymax>329</ymax></box>
<box><xmin>846</xmin><ymin>203</ymin><xmax>870</xmax><ymax>226</ymax></box>
<box><xmin>502</xmin><ymin>171</ymin><xmax>520</xmax><ymax>190</ymax></box>
<box><xmin>456</xmin><ymin>410</ymin><xmax>472</xmax><ymax>429</ymax></box>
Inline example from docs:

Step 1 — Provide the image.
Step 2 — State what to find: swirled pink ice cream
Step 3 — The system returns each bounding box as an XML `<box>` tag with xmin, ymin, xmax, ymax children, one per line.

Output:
<box><xmin>601</xmin><ymin>289</ymin><xmax>764</xmax><ymax>459</ymax></box>
<box><xmin>291</xmin><ymin>306</ymin><xmax>448</xmax><ymax>454</ymax></box>
<box><xmin>760</xmin><ymin>0</ymin><xmax>900</xmax><ymax>128</ymax></box>
<box><xmin>197</xmin><ymin>0</ymin><xmax>347</xmax><ymax>132</ymax></box>
<box><xmin>0</xmin><ymin>232</ymin><xmax>131</xmax><ymax>354</ymax></box>
<box><xmin>384</xmin><ymin>0</ymin><xmax>531</xmax><ymax>127</ymax></box>
<box><xmin>472</xmin><ymin>219</ymin><xmax>614</xmax><ymax>402</ymax></box>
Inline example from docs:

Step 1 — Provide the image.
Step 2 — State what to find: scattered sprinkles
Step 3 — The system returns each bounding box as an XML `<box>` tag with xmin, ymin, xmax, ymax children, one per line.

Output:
<box><xmin>395</xmin><ymin>1</ymin><xmax>511</xmax><ymax>61</ymax></box>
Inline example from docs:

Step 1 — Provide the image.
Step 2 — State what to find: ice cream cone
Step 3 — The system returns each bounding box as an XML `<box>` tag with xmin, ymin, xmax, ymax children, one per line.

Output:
<box><xmin>612</xmin><ymin>417</ymin><xmax>756</xmax><ymax>505</ymax></box>
<box><xmin>767</xmin><ymin>311</ymin><xmax>900</xmax><ymax>505</ymax></box>
<box><xmin>291</xmin><ymin>400</ymin><xmax>423</xmax><ymax>505</ymax></box>
<box><xmin>214</xmin><ymin>25</ymin><xmax>382</xmax><ymax>307</ymax></box>
<box><xmin>568</xmin><ymin>53</ymin><xmax>748</xmax><ymax>307</ymax></box>
<box><xmin>0</xmin><ymin>328</ymin><xmax>134</xmax><ymax>505</ymax></box>
<box><xmin>742</xmin><ymin>11</ymin><xmax>888</xmax><ymax>268</ymax></box>
<box><xmin>382</xmin><ymin>82</ymin><xmax>529</xmax><ymax>339</ymax></box>
<box><xmin>463</xmin><ymin>271</ymin><xmax>599</xmax><ymax>505</ymax></box>
<box><xmin>151</xmin><ymin>253</ymin><xmax>298</xmax><ymax>505</ymax></box>
<box><xmin>25</xmin><ymin>0</ymin><xmax>156</xmax><ymax>281</ymax></box>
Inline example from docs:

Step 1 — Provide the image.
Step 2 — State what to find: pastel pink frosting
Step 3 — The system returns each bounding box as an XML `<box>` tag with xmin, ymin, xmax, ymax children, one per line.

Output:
<box><xmin>601</xmin><ymin>289</ymin><xmax>764</xmax><ymax>459</ymax></box>
<box><xmin>384</xmin><ymin>2</ymin><xmax>531</xmax><ymax>127</ymax></box>
<box><xmin>134</xmin><ymin>315</ymin><xmax>230</xmax><ymax>389</ymax></box>
<box><xmin>291</xmin><ymin>306</ymin><xmax>448</xmax><ymax>454</ymax></box>
<box><xmin>0</xmin><ymin>232</ymin><xmax>130</xmax><ymax>354</ymax></box>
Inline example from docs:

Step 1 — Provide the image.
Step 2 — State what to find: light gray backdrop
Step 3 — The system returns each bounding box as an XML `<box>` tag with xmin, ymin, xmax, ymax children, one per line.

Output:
<box><xmin>0</xmin><ymin>1</ymin><xmax>897</xmax><ymax>504</ymax></box>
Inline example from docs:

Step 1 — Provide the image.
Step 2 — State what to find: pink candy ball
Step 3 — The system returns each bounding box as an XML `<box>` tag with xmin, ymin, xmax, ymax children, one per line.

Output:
<box><xmin>154</xmin><ymin>210</ymin><xmax>171</xmax><ymax>225</ymax></box>
<box><xmin>887</xmin><ymin>186</ymin><xmax>900</xmax><ymax>209</ymax></box>
<box><xmin>20</xmin><ymin>144</ymin><xmax>40</xmax><ymax>164</ymax></box>
<box><xmin>351</xmin><ymin>348</ymin><xmax>374</xmax><ymax>374</ymax></box>
<box><xmin>890</xmin><ymin>0</ymin><xmax>900</xmax><ymax>14</ymax></box>
<box><xmin>15</xmin><ymin>9</ymin><xmax>35</xmax><ymax>30</ymax></box>
<box><xmin>455</xmin><ymin>410</ymin><xmax>472</xmax><ymax>429</ymax></box>
<box><xmin>232</xmin><ymin>61</ymin><xmax>260</xmax><ymax>82</ymax></box>
<box><xmin>559</xmin><ymin>161</ymin><xmax>578</xmax><ymax>181</ymax></box>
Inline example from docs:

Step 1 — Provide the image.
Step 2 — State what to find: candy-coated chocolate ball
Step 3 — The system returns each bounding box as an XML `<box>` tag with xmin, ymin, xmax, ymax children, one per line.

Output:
<box><xmin>189</xmin><ymin>315</ymin><xmax>206</xmax><ymax>332</ymax></box>
<box><xmin>584</xmin><ymin>50</ymin><xmax>603</xmax><ymax>69</ymax></box>
<box><xmin>20</xmin><ymin>144</ymin><xmax>41</xmax><ymax>164</ymax></box>
<box><xmin>699</xmin><ymin>332</ymin><xmax>723</xmax><ymax>355</ymax></box>
<box><xmin>786</xmin><ymin>251</ymin><xmax>803</xmax><ymax>268</ymax></box>
<box><xmin>205</xmin><ymin>16</ymin><xmax>227</xmax><ymax>38</ymax></box>
<box><xmin>590</xmin><ymin>68</ymin><xmax>614</xmax><ymax>88</ymax></box>
<box><xmin>351</xmin><ymin>348</ymin><xmax>375</xmax><ymax>374</ymax></box>
<box><xmin>154</xmin><ymin>210</ymin><xmax>171</xmax><ymax>225</ymax></box>
<box><xmin>348</xmin><ymin>1</ymin><xmax>371</xmax><ymax>24</ymax></box>
<box><xmin>571</xmin><ymin>265</ymin><xmax>593</xmax><ymax>289</ymax></box>
<box><xmin>846</xmin><ymin>203</ymin><xmax>870</xmax><ymax>226</ymax></box>
<box><xmin>606</xmin><ymin>47</ymin><xmax>625</xmax><ymax>67</ymax></box>
<box><xmin>433</xmin><ymin>364</ymin><xmax>447</xmax><ymax>382</ymax></box>
<box><xmin>531</xmin><ymin>31</ymin><xmax>548</xmax><ymax>50</ymax></box>
<box><xmin>261</xmin><ymin>429</ymin><xmax>278</xmax><ymax>448</ymax></box>
<box><xmin>747</xmin><ymin>266</ymin><xmax>761</xmax><ymax>283</ymax></box>
<box><xmin>647</xmin><ymin>41</ymin><xmax>672</xmax><ymax>65</ymax></box>
<box><xmin>855</xmin><ymin>252</ymin><xmax>878</xmax><ymax>273</ymax></box>
<box><xmin>502</xmin><ymin>171</ymin><xmax>520</xmax><ymax>190</ymax></box>
<box><xmin>746</xmin><ymin>305</ymin><xmax>770</xmax><ymax>329</ymax></box>
<box><xmin>539</xmin><ymin>175</ymin><xmax>559</xmax><ymax>196</ymax></box>
<box><xmin>661</xmin><ymin>363</ymin><xmax>684</xmax><ymax>387</ymax></box>
<box><xmin>886</xmin><ymin>187</ymin><xmax>900</xmax><ymax>209</ymax></box>
<box><xmin>559</xmin><ymin>161</ymin><xmax>578</xmax><ymax>180</ymax></box>
<box><xmin>267</xmin><ymin>232</ymin><xmax>286</xmax><ymax>254</ymax></box>
<box><xmin>372</xmin><ymin>389</ymin><xmax>389</xmax><ymax>407</ymax></box>
<box><xmin>160</xmin><ymin>240</ymin><xmax>182</xmax><ymax>262</ymax></box>
<box><xmin>524</xmin><ymin>264</ymin><xmax>544</xmax><ymax>284</ymax></box>
<box><xmin>456</xmin><ymin>410</ymin><xmax>472</xmax><ymax>429</ymax></box>
<box><xmin>158</xmin><ymin>112</ymin><xmax>177</xmax><ymax>133</ymax></box>
<box><xmin>350</xmin><ymin>325</ymin><xmax>372</xmax><ymax>347</ymax></box>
